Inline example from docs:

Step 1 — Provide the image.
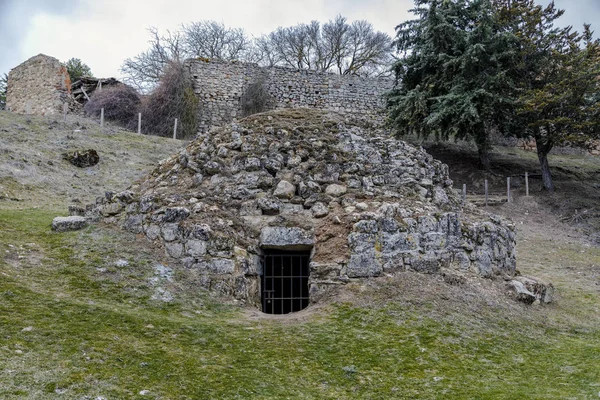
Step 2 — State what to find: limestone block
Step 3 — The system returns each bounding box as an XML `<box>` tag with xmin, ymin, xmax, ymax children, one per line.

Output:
<box><xmin>273</xmin><ymin>180</ymin><xmax>296</xmax><ymax>199</ymax></box>
<box><xmin>325</xmin><ymin>184</ymin><xmax>347</xmax><ymax>197</ymax></box>
<box><xmin>260</xmin><ymin>227</ymin><xmax>314</xmax><ymax>250</ymax></box>
<box><xmin>51</xmin><ymin>216</ymin><xmax>88</xmax><ymax>232</ymax></box>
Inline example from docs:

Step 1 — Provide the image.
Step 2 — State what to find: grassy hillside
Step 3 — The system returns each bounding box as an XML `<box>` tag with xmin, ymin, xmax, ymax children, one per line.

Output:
<box><xmin>1</xmin><ymin>110</ymin><xmax>599</xmax><ymax>399</ymax></box>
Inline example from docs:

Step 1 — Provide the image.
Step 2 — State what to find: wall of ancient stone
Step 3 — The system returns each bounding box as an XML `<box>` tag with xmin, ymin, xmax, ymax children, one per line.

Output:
<box><xmin>6</xmin><ymin>54</ymin><xmax>71</xmax><ymax>116</ymax></box>
<box><xmin>186</xmin><ymin>59</ymin><xmax>394</xmax><ymax>132</ymax></box>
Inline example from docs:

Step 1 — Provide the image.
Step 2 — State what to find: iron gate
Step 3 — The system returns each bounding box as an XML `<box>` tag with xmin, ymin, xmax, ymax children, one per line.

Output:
<box><xmin>261</xmin><ymin>251</ymin><xmax>310</xmax><ymax>314</ymax></box>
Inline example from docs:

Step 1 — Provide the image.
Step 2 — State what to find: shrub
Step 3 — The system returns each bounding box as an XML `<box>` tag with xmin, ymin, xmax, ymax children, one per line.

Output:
<box><xmin>140</xmin><ymin>62</ymin><xmax>198</xmax><ymax>138</ymax></box>
<box><xmin>83</xmin><ymin>84</ymin><xmax>141</xmax><ymax>129</ymax></box>
<box><xmin>241</xmin><ymin>79</ymin><xmax>271</xmax><ymax>117</ymax></box>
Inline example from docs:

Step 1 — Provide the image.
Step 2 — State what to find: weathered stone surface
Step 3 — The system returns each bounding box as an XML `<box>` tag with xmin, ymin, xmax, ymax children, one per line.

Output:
<box><xmin>260</xmin><ymin>227</ymin><xmax>314</xmax><ymax>250</ymax></box>
<box><xmin>514</xmin><ymin>276</ymin><xmax>555</xmax><ymax>304</ymax></box>
<box><xmin>311</xmin><ymin>202</ymin><xmax>329</xmax><ymax>218</ymax></box>
<box><xmin>257</xmin><ymin>197</ymin><xmax>281</xmax><ymax>215</ymax></box>
<box><xmin>185</xmin><ymin>239</ymin><xmax>207</xmax><ymax>257</ymax></box>
<box><xmin>325</xmin><ymin>184</ymin><xmax>347</xmax><ymax>197</ymax></box>
<box><xmin>188</xmin><ymin>59</ymin><xmax>393</xmax><ymax>133</ymax></box>
<box><xmin>273</xmin><ymin>180</ymin><xmax>296</xmax><ymax>199</ymax></box>
<box><xmin>123</xmin><ymin>215</ymin><xmax>143</xmax><ymax>233</ymax></box>
<box><xmin>506</xmin><ymin>280</ymin><xmax>536</xmax><ymax>304</ymax></box>
<box><xmin>195</xmin><ymin>258</ymin><xmax>235</xmax><ymax>274</ymax></box>
<box><xmin>6</xmin><ymin>54</ymin><xmax>72</xmax><ymax>116</ymax></box>
<box><xmin>166</xmin><ymin>242</ymin><xmax>184</xmax><ymax>258</ymax></box>
<box><xmin>52</xmin><ymin>216</ymin><xmax>87</xmax><ymax>232</ymax></box>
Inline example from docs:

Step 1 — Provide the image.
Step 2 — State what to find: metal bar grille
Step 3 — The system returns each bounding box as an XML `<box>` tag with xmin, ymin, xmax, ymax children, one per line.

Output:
<box><xmin>261</xmin><ymin>252</ymin><xmax>310</xmax><ymax>314</ymax></box>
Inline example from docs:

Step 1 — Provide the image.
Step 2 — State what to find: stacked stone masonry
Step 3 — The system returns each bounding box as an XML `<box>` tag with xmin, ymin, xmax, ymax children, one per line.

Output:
<box><xmin>186</xmin><ymin>59</ymin><xmax>394</xmax><ymax>132</ymax></box>
<box><xmin>89</xmin><ymin>109</ymin><xmax>517</xmax><ymax>308</ymax></box>
<box><xmin>6</xmin><ymin>54</ymin><xmax>72</xmax><ymax>116</ymax></box>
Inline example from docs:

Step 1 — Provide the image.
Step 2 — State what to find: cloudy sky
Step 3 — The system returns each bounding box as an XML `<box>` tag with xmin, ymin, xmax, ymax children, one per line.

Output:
<box><xmin>1</xmin><ymin>0</ymin><xmax>599</xmax><ymax>79</ymax></box>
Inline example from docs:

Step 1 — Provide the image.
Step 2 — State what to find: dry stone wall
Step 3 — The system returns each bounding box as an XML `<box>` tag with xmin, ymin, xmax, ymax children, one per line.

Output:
<box><xmin>186</xmin><ymin>59</ymin><xmax>394</xmax><ymax>132</ymax></box>
<box><xmin>87</xmin><ymin>109</ymin><xmax>517</xmax><ymax>308</ymax></box>
<box><xmin>6</xmin><ymin>54</ymin><xmax>72</xmax><ymax>116</ymax></box>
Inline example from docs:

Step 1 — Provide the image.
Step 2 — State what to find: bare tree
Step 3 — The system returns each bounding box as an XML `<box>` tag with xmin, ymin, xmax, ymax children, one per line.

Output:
<box><xmin>121</xmin><ymin>27</ymin><xmax>187</xmax><ymax>92</ymax></box>
<box><xmin>257</xmin><ymin>15</ymin><xmax>393</xmax><ymax>76</ymax></box>
<box><xmin>120</xmin><ymin>16</ymin><xmax>393</xmax><ymax>90</ymax></box>
<box><xmin>182</xmin><ymin>21</ymin><xmax>250</xmax><ymax>60</ymax></box>
<box><xmin>340</xmin><ymin>20</ymin><xmax>393</xmax><ymax>75</ymax></box>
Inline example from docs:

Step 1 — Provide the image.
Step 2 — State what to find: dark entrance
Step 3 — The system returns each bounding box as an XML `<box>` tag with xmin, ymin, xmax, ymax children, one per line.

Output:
<box><xmin>261</xmin><ymin>250</ymin><xmax>310</xmax><ymax>314</ymax></box>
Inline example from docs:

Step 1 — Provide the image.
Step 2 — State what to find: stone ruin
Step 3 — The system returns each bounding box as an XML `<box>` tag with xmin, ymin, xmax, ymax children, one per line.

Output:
<box><xmin>186</xmin><ymin>59</ymin><xmax>394</xmax><ymax>132</ymax></box>
<box><xmin>85</xmin><ymin>108</ymin><xmax>531</xmax><ymax>312</ymax></box>
<box><xmin>6</xmin><ymin>54</ymin><xmax>72</xmax><ymax>116</ymax></box>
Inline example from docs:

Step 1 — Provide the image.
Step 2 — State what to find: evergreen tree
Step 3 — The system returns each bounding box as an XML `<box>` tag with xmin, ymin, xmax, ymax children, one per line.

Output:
<box><xmin>0</xmin><ymin>73</ymin><xmax>7</xmax><ymax>110</ymax></box>
<box><xmin>388</xmin><ymin>0</ymin><xmax>517</xmax><ymax>169</ymax></box>
<box><xmin>64</xmin><ymin>58</ymin><xmax>93</xmax><ymax>82</ymax></box>
<box><xmin>497</xmin><ymin>0</ymin><xmax>600</xmax><ymax>191</ymax></box>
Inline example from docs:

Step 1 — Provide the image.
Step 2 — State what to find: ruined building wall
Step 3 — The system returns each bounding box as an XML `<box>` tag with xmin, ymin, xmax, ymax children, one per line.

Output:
<box><xmin>6</xmin><ymin>54</ymin><xmax>72</xmax><ymax>116</ymax></box>
<box><xmin>186</xmin><ymin>59</ymin><xmax>394</xmax><ymax>132</ymax></box>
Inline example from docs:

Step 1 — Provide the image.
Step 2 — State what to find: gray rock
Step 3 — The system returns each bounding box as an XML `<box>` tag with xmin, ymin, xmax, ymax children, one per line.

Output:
<box><xmin>195</xmin><ymin>258</ymin><xmax>235</xmax><ymax>274</ymax></box>
<box><xmin>311</xmin><ymin>202</ymin><xmax>329</xmax><ymax>218</ymax></box>
<box><xmin>161</xmin><ymin>223</ymin><xmax>181</xmax><ymax>242</ymax></box>
<box><xmin>273</xmin><ymin>180</ymin><xmax>296</xmax><ymax>199</ymax></box>
<box><xmin>506</xmin><ymin>280</ymin><xmax>536</xmax><ymax>304</ymax></box>
<box><xmin>347</xmin><ymin>252</ymin><xmax>382</xmax><ymax>277</ymax></box>
<box><xmin>51</xmin><ymin>216</ymin><xmax>88</xmax><ymax>232</ymax></box>
<box><xmin>123</xmin><ymin>215</ymin><xmax>143</xmax><ymax>234</ymax></box>
<box><xmin>145</xmin><ymin>224</ymin><xmax>161</xmax><ymax>240</ymax></box>
<box><xmin>204</xmin><ymin>161</ymin><xmax>222</xmax><ymax>175</ymax></box>
<box><xmin>325</xmin><ymin>184</ymin><xmax>347</xmax><ymax>197</ymax></box>
<box><xmin>99</xmin><ymin>202</ymin><xmax>123</xmax><ymax>217</ymax></box>
<box><xmin>166</xmin><ymin>242</ymin><xmax>184</xmax><ymax>258</ymax></box>
<box><xmin>185</xmin><ymin>239</ymin><xmax>207</xmax><ymax>257</ymax></box>
<box><xmin>257</xmin><ymin>197</ymin><xmax>281</xmax><ymax>215</ymax></box>
<box><xmin>260</xmin><ymin>226</ymin><xmax>314</xmax><ymax>250</ymax></box>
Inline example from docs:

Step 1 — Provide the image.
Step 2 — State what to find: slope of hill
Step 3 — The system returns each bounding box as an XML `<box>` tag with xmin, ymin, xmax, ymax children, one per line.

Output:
<box><xmin>0</xmin><ymin>110</ymin><xmax>599</xmax><ymax>399</ymax></box>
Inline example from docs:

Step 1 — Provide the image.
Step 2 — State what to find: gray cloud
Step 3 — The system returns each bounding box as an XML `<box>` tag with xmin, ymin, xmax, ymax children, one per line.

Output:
<box><xmin>0</xmin><ymin>0</ymin><xmax>82</xmax><ymax>74</ymax></box>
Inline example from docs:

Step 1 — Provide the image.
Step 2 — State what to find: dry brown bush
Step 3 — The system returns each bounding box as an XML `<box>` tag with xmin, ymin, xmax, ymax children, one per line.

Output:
<box><xmin>83</xmin><ymin>84</ymin><xmax>141</xmax><ymax>129</ymax></box>
<box><xmin>139</xmin><ymin>62</ymin><xmax>198</xmax><ymax>138</ymax></box>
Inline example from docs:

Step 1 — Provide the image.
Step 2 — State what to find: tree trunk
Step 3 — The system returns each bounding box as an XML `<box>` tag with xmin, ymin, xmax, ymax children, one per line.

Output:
<box><xmin>534</xmin><ymin>127</ymin><xmax>555</xmax><ymax>192</ymax></box>
<box><xmin>478</xmin><ymin>146</ymin><xmax>491</xmax><ymax>170</ymax></box>
<box><xmin>476</xmin><ymin>128</ymin><xmax>491</xmax><ymax>170</ymax></box>
<box><xmin>537</xmin><ymin>150</ymin><xmax>554</xmax><ymax>192</ymax></box>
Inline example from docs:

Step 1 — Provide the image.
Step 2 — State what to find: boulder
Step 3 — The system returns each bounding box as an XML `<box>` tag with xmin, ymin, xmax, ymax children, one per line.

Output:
<box><xmin>51</xmin><ymin>216</ymin><xmax>88</xmax><ymax>232</ymax></box>
<box><xmin>506</xmin><ymin>280</ymin><xmax>536</xmax><ymax>304</ymax></box>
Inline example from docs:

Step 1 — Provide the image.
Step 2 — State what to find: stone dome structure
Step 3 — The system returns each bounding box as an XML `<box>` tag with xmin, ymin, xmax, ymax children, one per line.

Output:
<box><xmin>92</xmin><ymin>109</ymin><xmax>516</xmax><ymax>313</ymax></box>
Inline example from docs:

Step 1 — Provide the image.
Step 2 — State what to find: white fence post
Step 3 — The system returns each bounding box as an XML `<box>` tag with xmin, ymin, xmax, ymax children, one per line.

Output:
<box><xmin>138</xmin><ymin>113</ymin><xmax>142</xmax><ymax>134</ymax></box>
<box><xmin>525</xmin><ymin>172</ymin><xmax>529</xmax><ymax>197</ymax></box>
<box><xmin>173</xmin><ymin>118</ymin><xmax>178</xmax><ymax>139</ymax></box>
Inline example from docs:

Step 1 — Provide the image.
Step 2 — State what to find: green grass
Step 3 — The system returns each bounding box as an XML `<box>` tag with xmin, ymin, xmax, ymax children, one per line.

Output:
<box><xmin>1</xmin><ymin>209</ymin><xmax>600</xmax><ymax>399</ymax></box>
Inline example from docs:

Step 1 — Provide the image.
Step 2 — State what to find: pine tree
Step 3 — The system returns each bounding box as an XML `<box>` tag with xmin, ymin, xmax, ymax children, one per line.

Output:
<box><xmin>64</xmin><ymin>58</ymin><xmax>93</xmax><ymax>82</ymax></box>
<box><xmin>0</xmin><ymin>73</ymin><xmax>7</xmax><ymax>110</ymax></box>
<box><xmin>497</xmin><ymin>0</ymin><xmax>600</xmax><ymax>191</ymax></box>
<box><xmin>388</xmin><ymin>0</ymin><xmax>517</xmax><ymax>169</ymax></box>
